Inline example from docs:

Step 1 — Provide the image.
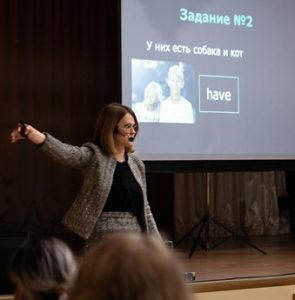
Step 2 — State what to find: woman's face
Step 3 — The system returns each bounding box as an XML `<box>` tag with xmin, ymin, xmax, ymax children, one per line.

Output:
<box><xmin>113</xmin><ymin>113</ymin><xmax>137</xmax><ymax>149</ymax></box>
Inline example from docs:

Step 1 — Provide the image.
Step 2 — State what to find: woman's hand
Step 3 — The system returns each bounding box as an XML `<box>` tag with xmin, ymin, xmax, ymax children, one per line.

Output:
<box><xmin>10</xmin><ymin>122</ymin><xmax>30</xmax><ymax>143</ymax></box>
<box><xmin>10</xmin><ymin>122</ymin><xmax>45</xmax><ymax>144</ymax></box>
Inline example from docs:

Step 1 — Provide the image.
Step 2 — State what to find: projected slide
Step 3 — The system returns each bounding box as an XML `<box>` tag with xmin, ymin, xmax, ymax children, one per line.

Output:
<box><xmin>121</xmin><ymin>0</ymin><xmax>295</xmax><ymax>160</ymax></box>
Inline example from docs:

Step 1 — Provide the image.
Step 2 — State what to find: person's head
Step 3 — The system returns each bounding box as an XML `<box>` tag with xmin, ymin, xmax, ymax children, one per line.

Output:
<box><xmin>93</xmin><ymin>103</ymin><xmax>139</xmax><ymax>155</ymax></box>
<box><xmin>10</xmin><ymin>237</ymin><xmax>78</xmax><ymax>300</ymax></box>
<box><xmin>143</xmin><ymin>81</ymin><xmax>163</xmax><ymax>110</ymax></box>
<box><xmin>70</xmin><ymin>233</ymin><xmax>191</xmax><ymax>300</ymax></box>
<box><xmin>166</xmin><ymin>65</ymin><xmax>184</xmax><ymax>96</ymax></box>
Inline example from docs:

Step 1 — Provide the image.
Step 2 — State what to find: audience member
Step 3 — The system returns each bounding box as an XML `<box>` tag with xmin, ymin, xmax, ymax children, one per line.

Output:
<box><xmin>70</xmin><ymin>233</ymin><xmax>192</xmax><ymax>300</ymax></box>
<box><xmin>9</xmin><ymin>237</ymin><xmax>78</xmax><ymax>300</ymax></box>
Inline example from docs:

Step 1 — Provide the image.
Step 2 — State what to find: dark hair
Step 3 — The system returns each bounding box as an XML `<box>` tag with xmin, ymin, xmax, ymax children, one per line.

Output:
<box><xmin>92</xmin><ymin>103</ymin><xmax>139</xmax><ymax>154</ymax></box>
<box><xmin>10</xmin><ymin>237</ymin><xmax>78</xmax><ymax>300</ymax></box>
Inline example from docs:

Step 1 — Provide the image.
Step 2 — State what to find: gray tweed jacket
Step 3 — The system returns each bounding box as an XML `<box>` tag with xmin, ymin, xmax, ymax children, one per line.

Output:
<box><xmin>39</xmin><ymin>134</ymin><xmax>160</xmax><ymax>239</ymax></box>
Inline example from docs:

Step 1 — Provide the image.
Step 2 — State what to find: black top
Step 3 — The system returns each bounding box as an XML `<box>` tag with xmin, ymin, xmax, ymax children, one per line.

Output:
<box><xmin>103</xmin><ymin>158</ymin><xmax>144</xmax><ymax>229</ymax></box>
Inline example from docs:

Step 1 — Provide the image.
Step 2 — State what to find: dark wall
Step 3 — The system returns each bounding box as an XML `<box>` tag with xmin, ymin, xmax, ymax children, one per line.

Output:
<box><xmin>0</xmin><ymin>0</ymin><xmax>114</xmax><ymax>235</ymax></box>
<box><xmin>0</xmin><ymin>0</ymin><xmax>173</xmax><ymax>241</ymax></box>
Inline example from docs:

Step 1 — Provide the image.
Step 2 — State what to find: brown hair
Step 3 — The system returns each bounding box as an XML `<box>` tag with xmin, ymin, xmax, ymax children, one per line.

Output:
<box><xmin>70</xmin><ymin>233</ymin><xmax>191</xmax><ymax>300</ymax></box>
<box><xmin>10</xmin><ymin>237</ymin><xmax>78</xmax><ymax>300</ymax></box>
<box><xmin>92</xmin><ymin>103</ymin><xmax>139</xmax><ymax>155</ymax></box>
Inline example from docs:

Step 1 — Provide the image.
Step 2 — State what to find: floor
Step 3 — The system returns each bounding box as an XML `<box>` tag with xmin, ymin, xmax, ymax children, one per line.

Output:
<box><xmin>175</xmin><ymin>234</ymin><xmax>295</xmax><ymax>282</ymax></box>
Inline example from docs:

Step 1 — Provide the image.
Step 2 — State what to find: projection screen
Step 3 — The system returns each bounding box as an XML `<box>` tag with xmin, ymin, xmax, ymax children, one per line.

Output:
<box><xmin>121</xmin><ymin>0</ymin><xmax>295</xmax><ymax>169</ymax></box>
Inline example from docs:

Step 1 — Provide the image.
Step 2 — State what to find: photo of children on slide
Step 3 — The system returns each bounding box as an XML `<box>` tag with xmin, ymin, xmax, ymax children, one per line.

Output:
<box><xmin>131</xmin><ymin>59</ymin><xmax>196</xmax><ymax>124</ymax></box>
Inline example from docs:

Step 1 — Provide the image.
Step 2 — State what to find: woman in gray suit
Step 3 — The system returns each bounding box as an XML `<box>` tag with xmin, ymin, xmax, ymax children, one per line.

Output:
<box><xmin>10</xmin><ymin>103</ymin><xmax>160</xmax><ymax>248</ymax></box>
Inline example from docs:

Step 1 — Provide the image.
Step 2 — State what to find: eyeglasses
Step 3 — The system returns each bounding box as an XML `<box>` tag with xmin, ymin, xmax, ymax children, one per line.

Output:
<box><xmin>119</xmin><ymin>123</ymin><xmax>138</xmax><ymax>132</ymax></box>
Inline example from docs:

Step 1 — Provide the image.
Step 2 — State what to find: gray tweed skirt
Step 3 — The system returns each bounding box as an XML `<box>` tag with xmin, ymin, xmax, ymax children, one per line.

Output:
<box><xmin>86</xmin><ymin>212</ymin><xmax>142</xmax><ymax>249</ymax></box>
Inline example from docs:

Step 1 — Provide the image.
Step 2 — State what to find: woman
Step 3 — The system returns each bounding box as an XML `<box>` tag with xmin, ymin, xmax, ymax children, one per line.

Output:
<box><xmin>10</xmin><ymin>237</ymin><xmax>77</xmax><ymax>300</ymax></box>
<box><xmin>10</xmin><ymin>103</ymin><xmax>160</xmax><ymax>247</ymax></box>
<box><xmin>69</xmin><ymin>233</ymin><xmax>192</xmax><ymax>300</ymax></box>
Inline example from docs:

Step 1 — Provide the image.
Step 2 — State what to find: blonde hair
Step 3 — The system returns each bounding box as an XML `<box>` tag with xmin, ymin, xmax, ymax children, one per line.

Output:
<box><xmin>93</xmin><ymin>103</ymin><xmax>138</xmax><ymax>154</ymax></box>
<box><xmin>10</xmin><ymin>237</ymin><xmax>78</xmax><ymax>300</ymax></box>
<box><xmin>168</xmin><ymin>64</ymin><xmax>184</xmax><ymax>81</ymax></box>
<box><xmin>143</xmin><ymin>81</ymin><xmax>163</xmax><ymax>110</ymax></box>
<box><xmin>70</xmin><ymin>233</ymin><xmax>191</xmax><ymax>300</ymax></box>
